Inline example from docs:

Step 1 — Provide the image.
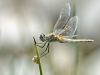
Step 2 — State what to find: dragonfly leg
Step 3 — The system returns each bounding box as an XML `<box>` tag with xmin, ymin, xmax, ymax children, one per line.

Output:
<box><xmin>33</xmin><ymin>36</ymin><xmax>49</xmax><ymax>57</ymax></box>
<box><xmin>40</xmin><ymin>43</ymin><xmax>50</xmax><ymax>57</ymax></box>
<box><xmin>33</xmin><ymin>36</ymin><xmax>37</xmax><ymax>45</ymax></box>
<box><xmin>36</xmin><ymin>42</ymin><xmax>47</xmax><ymax>48</ymax></box>
<box><xmin>33</xmin><ymin>36</ymin><xmax>47</xmax><ymax>48</ymax></box>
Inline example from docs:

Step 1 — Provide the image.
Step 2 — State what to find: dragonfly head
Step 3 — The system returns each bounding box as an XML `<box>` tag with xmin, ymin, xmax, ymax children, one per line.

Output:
<box><xmin>39</xmin><ymin>34</ymin><xmax>46</xmax><ymax>42</ymax></box>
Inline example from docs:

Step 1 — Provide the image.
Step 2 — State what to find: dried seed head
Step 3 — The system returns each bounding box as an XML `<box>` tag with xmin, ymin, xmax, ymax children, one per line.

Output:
<box><xmin>32</xmin><ymin>56</ymin><xmax>39</xmax><ymax>64</ymax></box>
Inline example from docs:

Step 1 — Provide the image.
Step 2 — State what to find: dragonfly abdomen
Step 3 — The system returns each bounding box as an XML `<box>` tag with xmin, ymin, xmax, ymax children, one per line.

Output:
<box><xmin>62</xmin><ymin>38</ymin><xmax>94</xmax><ymax>43</ymax></box>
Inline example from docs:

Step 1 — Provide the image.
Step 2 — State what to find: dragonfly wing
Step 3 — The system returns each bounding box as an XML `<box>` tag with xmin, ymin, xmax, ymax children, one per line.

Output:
<box><xmin>53</xmin><ymin>0</ymin><xmax>71</xmax><ymax>34</ymax></box>
<box><xmin>58</xmin><ymin>16</ymin><xmax>78</xmax><ymax>36</ymax></box>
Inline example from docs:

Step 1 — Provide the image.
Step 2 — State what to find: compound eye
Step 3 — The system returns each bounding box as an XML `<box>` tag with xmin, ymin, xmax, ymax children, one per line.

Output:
<box><xmin>40</xmin><ymin>35</ymin><xmax>43</xmax><ymax>39</ymax></box>
<box><xmin>43</xmin><ymin>34</ymin><xmax>45</xmax><ymax>37</ymax></box>
<box><xmin>39</xmin><ymin>34</ymin><xmax>45</xmax><ymax>42</ymax></box>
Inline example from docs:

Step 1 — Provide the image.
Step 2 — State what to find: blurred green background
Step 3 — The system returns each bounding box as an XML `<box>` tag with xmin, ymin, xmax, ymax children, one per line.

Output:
<box><xmin>0</xmin><ymin>0</ymin><xmax>99</xmax><ymax>75</ymax></box>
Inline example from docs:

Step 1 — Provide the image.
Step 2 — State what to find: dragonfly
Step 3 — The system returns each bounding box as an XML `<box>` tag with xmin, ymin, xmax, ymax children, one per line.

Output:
<box><xmin>33</xmin><ymin>0</ymin><xmax>94</xmax><ymax>57</ymax></box>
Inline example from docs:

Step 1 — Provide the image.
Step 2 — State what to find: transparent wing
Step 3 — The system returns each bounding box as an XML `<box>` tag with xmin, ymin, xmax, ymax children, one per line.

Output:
<box><xmin>53</xmin><ymin>0</ymin><xmax>71</xmax><ymax>34</ymax></box>
<box><xmin>58</xmin><ymin>16</ymin><xmax>78</xmax><ymax>36</ymax></box>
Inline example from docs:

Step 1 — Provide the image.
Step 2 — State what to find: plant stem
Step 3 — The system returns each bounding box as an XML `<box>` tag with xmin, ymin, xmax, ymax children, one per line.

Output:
<box><xmin>34</xmin><ymin>43</ymin><xmax>43</xmax><ymax>75</ymax></box>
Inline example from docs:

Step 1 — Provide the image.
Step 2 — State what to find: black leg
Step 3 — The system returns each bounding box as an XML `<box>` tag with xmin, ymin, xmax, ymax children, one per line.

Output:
<box><xmin>33</xmin><ymin>36</ymin><xmax>47</xmax><ymax>48</ymax></box>
<box><xmin>40</xmin><ymin>43</ymin><xmax>50</xmax><ymax>57</ymax></box>
<box><xmin>33</xmin><ymin>36</ymin><xmax>37</xmax><ymax>45</ymax></box>
<box><xmin>33</xmin><ymin>36</ymin><xmax>50</xmax><ymax>57</ymax></box>
<box><xmin>36</xmin><ymin>42</ymin><xmax>47</xmax><ymax>48</ymax></box>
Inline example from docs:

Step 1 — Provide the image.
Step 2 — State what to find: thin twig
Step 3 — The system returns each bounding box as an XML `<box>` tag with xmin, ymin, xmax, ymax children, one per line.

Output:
<box><xmin>32</xmin><ymin>37</ymin><xmax>43</xmax><ymax>75</ymax></box>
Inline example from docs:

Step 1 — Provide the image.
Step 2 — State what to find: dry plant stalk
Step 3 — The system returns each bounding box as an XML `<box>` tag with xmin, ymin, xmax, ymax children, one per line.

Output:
<box><xmin>32</xmin><ymin>37</ymin><xmax>43</xmax><ymax>75</ymax></box>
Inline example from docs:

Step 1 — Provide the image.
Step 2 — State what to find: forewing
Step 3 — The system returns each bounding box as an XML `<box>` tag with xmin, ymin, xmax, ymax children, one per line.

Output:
<box><xmin>53</xmin><ymin>0</ymin><xmax>71</xmax><ymax>34</ymax></box>
<box><xmin>59</xmin><ymin>16</ymin><xmax>78</xmax><ymax>36</ymax></box>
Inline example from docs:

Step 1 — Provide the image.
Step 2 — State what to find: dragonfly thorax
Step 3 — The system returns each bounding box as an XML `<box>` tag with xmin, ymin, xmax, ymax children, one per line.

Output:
<box><xmin>45</xmin><ymin>33</ymin><xmax>59</xmax><ymax>42</ymax></box>
<box><xmin>40</xmin><ymin>33</ymin><xmax>55</xmax><ymax>42</ymax></box>
<box><xmin>40</xmin><ymin>33</ymin><xmax>60</xmax><ymax>42</ymax></box>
